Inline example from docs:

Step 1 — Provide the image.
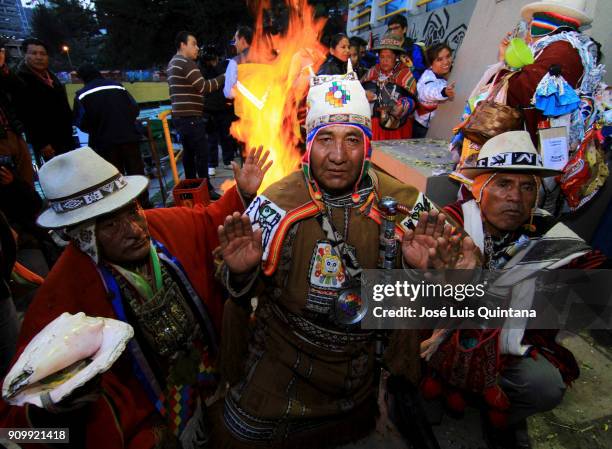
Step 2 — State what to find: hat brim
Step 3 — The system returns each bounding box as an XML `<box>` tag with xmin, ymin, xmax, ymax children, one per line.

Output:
<box><xmin>373</xmin><ymin>45</ymin><xmax>405</xmax><ymax>53</ymax></box>
<box><xmin>520</xmin><ymin>2</ymin><xmax>592</xmax><ymax>25</ymax></box>
<box><xmin>461</xmin><ymin>165</ymin><xmax>562</xmax><ymax>179</ymax></box>
<box><xmin>37</xmin><ymin>175</ymin><xmax>149</xmax><ymax>229</ymax></box>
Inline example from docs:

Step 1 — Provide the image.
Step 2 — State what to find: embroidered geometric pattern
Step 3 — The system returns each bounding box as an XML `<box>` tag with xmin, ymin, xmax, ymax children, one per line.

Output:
<box><xmin>309</xmin><ymin>242</ymin><xmax>346</xmax><ymax>288</ymax></box>
<box><xmin>155</xmin><ymin>355</ymin><xmax>216</xmax><ymax>436</ymax></box>
<box><xmin>307</xmin><ymin>113</ymin><xmax>371</xmax><ymax>132</ymax></box>
<box><xmin>311</xmin><ymin>71</ymin><xmax>359</xmax><ymax>86</ymax></box>
<box><xmin>305</xmin><ymin>287</ymin><xmax>336</xmax><ymax>314</ymax></box>
<box><xmin>325</xmin><ymin>82</ymin><xmax>351</xmax><ymax>108</ymax></box>
<box><xmin>476</xmin><ymin>152</ymin><xmax>543</xmax><ymax>169</ymax></box>
<box><xmin>50</xmin><ymin>174</ymin><xmax>127</xmax><ymax>213</ymax></box>
<box><xmin>245</xmin><ymin>195</ymin><xmax>287</xmax><ymax>261</ymax></box>
<box><xmin>399</xmin><ymin>191</ymin><xmax>438</xmax><ymax>231</ymax></box>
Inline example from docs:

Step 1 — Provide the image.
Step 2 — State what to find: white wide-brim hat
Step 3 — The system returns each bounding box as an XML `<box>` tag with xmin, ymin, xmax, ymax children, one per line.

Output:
<box><xmin>521</xmin><ymin>0</ymin><xmax>592</xmax><ymax>26</ymax></box>
<box><xmin>37</xmin><ymin>147</ymin><xmax>149</xmax><ymax>229</ymax></box>
<box><xmin>462</xmin><ymin>131</ymin><xmax>562</xmax><ymax>179</ymax></box>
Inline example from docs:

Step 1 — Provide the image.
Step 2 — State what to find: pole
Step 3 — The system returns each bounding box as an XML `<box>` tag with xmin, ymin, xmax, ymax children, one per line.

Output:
<box><xmin>158</xmin><ymin>109</ymin><xmax>180</xmax><ymax>186</ymax></box>
<box><xmin>376</xmin><ymin>196</ymin><xmax>441</xmax><ymax>449</ymax></box>
<box><xmin>146</xmin><ymin>121</ymin><xmax>167</xmax><ymax>206</ymax></box>
<box><xmin>66</xmin><ymin>49</ymin><xmax>73</xmax><ymax>70</ymax></box>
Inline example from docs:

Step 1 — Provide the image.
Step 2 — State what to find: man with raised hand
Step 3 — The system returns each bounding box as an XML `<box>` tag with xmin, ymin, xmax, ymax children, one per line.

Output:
<box><xmin>1</xmin><ymin>146</ymin><xmax>270</xmax><ymax>449</ymax></box>
<box><xmin>212</xmin><ymin>70</ymin><xmax>477</xmax><ymax>448</ymax></box>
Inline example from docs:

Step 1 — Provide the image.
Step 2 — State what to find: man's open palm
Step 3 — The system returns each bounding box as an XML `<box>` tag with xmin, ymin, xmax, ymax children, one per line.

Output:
<box><xmin>218</xmin><ymin>212</ymin><xmax>263</xmax><ymax>274</ymax></box>
<box><xmin>401</xmin><ymin>210</ymin><xmax>449</xmax><ymax>269</ymax></box>
<box><xmin>233</xmin><ymin>146</ymin><xmax>272</xmax><ymax>197</ymax></box>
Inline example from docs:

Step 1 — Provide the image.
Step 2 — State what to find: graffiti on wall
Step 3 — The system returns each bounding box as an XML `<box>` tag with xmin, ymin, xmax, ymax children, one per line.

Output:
<box><xmin>421</xmin><ymin>8</ymin><xmax>468</xmax><ymax>50</ymax></box>
<box><xmin>362</xmin><ymin>0</ymin><xmax>475</xmax><ymax>54</ymax></box>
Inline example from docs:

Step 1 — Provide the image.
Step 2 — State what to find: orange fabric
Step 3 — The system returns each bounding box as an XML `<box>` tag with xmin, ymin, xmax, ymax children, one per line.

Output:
<box><xmin>0</xmin><ymin>187</ymin><xmax>245</xmax><ymax>449</ymax></box>
<box><xmin>470</xmin><ymin>173</ymin><xmax>497</xmax><ymax>203</ymax></box>
<box><xmin>12</xmin><ymin>262</ymin><xmax>44</xmax><ymax>285</ymax></box>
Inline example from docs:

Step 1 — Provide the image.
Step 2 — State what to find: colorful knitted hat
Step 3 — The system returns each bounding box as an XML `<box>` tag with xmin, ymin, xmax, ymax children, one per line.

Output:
<box><xmin>521</xmin><ymin>0</ymin><xmax>592</xmax><ymax>26</ymax></box>
<box><xmin>304</xmin><ymin>70</ymin><xmax>373</xmax><ymax>203</ymax></box>
<box><xmin>530</xmin><ymin>11</ymin><xmax>580</xmax><ymax>36</ymax></box>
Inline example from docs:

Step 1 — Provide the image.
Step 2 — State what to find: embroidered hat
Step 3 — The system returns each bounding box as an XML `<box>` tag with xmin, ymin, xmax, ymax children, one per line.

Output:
<box><xmin>521</xmin><ymin>0</ymin><xmax>592</xmax><ymax>26</ymax></box>
<box><xmin>305</xmin><ymin>70</ymin><xmax>372</xmax><ymax>134</ymax></box>
<box><xmin>37</xmin><ymin>147</ymin><xmax>149</xmax><ymax>229</ymax></box>
<box><xmin>462</xmin><ymin>131</ymin><xmax>562</xmax><ymax>178</ymax></box>
<box><xmin>373</xmin><ymin>32</ymin><xmax>406</xmax><ymax>53</ymax></box>
<box><xmin>304</xmin><ymin>70</ymin><xmax>373</xmax><ymax>203</ymax></box>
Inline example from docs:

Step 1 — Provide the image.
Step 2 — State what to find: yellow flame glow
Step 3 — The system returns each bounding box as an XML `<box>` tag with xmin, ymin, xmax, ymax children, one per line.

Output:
<box><xmin>230</xmin><ymin>0</ymin><xmax>327</xmax><ymax>193</ymax></box>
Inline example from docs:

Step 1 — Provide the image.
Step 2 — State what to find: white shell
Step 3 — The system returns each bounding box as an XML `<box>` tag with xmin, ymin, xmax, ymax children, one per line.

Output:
<box><xmin>2</xmin><ymin>312</ymin><xmax>134</xmax><ymax>407</ymax></box>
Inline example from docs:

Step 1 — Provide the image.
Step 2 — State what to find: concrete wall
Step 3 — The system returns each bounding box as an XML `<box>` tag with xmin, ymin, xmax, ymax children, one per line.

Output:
<box><xmin>585</xmin><ymin>0</ymin><xmax>612</xmax><ymax>85</ymax></box>
<box><xmin>427</xmin><ymin>0</ymin><xmax>611</xmax><ymax>140</ymax></box>
<box><xmin>406</xmin><ymin>0</ymin><xmax>477</xmax><ymax>52</ymax></box>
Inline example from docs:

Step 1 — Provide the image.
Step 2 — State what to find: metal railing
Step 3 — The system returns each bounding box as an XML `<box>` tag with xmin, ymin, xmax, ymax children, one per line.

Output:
<box><xmin>350</xmin><ymin>22</ymin><xmax>373</xmax><ymax>32</ymax></box>
<box><xmin>354</xmin><ymin>7</ymin><xmax>372</xmax><ymax>19</ymax></box>
<box><xmin>377</xmin><ymin>7</ymin><xmax>408</xmax><ymax>21</ymax></box>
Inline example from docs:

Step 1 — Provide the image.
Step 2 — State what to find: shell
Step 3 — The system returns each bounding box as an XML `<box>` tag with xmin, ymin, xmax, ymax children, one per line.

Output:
<box><xmin>2</xmin><ymin>312</ymin><xmax>134</xmax><ymax>407</ymax></box>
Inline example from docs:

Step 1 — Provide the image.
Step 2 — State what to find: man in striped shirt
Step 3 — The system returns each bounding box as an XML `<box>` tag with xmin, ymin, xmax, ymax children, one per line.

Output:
<box><xmin>167</xmin><ymin>31</ymin><xmax>224</xmax><ymax>197</ymax></box>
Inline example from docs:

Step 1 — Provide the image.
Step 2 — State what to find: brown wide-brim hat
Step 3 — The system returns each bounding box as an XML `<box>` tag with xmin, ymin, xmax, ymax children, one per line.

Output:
<box><xmin>373</xmin><ymin>33</ymin><xmax>406</xmax><ymax>53</ymax></box>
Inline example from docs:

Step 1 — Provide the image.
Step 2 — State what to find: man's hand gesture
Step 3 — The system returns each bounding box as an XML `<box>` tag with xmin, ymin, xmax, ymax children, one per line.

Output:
<box><xmin>218</xmin><ymin>212</ymin><xmax>263</xmax><ymax>274</ymax></box>
<box><xmin>401</xmin><ymin>210</ymin><xmax>449</xmax><ymax>269</ymax></box>
<box><xmin>401</xmin><ymin>210</ymin><xmax>481</xmax><ymax>269</ymax></box>
<box><xmin>233</xmin><ymin>146</ymin><xmax>272</xmax><ymax>198</ymax></box>
<box><xmin>430</xmin><ymin>232</ymin><xmax>480</xmax><ymax>270</ymax></box>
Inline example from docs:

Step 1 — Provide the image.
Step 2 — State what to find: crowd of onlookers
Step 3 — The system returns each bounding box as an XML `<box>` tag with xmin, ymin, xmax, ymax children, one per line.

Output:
<box><xmin>317</xmin><ymin>15</ymin><xmax>455</xmax><ymax>140</ymax></box>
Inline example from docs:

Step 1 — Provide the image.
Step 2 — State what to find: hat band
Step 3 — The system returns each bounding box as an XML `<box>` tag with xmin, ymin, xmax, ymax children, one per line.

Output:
<box><xmin>477</xmin><ymin>151</ymin><xmax>543</xmax><ymax>170</ymax></box>
<box><xmin>531</xmin><ymin>11</ymin><xmax>580</xmax><ymax>36</ymax></box>
<box><xmin>49</xmin><ymin>174</ymin><xmax>128</xmax><ymax>214</ymax></box>
<box><xmin>311</xmin><ymin>72</ymin><xmax>359</xmax><ymax>86</ymax></box>
<box><xmin>307</xmin><ymin>113</ymin><xmax>372</xmax><ymax>133</ymax></box>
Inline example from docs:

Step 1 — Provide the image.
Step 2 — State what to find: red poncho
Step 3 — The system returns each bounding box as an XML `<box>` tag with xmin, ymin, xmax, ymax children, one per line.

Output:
<box><xmin>0</xmin><ymin>187</ymin><xmax>244</xmax><ymax>448</ymax></box>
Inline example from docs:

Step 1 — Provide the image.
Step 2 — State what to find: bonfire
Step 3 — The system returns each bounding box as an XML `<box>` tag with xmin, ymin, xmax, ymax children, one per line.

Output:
<box><xmin>224</xmin><ymin>0</ymin><xmax>327</xmax><ymax>193</ymax></box>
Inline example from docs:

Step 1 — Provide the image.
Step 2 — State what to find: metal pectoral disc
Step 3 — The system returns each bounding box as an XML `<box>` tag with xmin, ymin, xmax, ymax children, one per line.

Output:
<box><xmin>335</xmin><ymin>287</ymin><xmax>368</xmax><ymax>325</ymax></box>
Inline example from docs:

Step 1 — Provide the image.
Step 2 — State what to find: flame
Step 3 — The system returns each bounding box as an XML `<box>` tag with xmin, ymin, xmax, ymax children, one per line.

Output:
<box><xmin>230</xmin><ymin>0</ymin><xmax>327</xmax><ymax>193</ymax></box>
<box><xmin>220</xmin><ymin>178</ymin><xmax>236</xmax><ymax>193</ymax></box>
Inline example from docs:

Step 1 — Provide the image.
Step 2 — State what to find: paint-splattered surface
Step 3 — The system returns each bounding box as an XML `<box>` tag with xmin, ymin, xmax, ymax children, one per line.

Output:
<box><xmin>372</xmin><ymin>138</ymin><xmax>454</xmax><ymax>177</ymax></box>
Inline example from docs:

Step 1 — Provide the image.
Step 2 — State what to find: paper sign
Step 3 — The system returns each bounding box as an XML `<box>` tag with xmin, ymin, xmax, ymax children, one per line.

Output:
<box><xmin>539</xmin><ymin>127</ymin><xmax>569</xmax><ymax>171</ymax></box>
